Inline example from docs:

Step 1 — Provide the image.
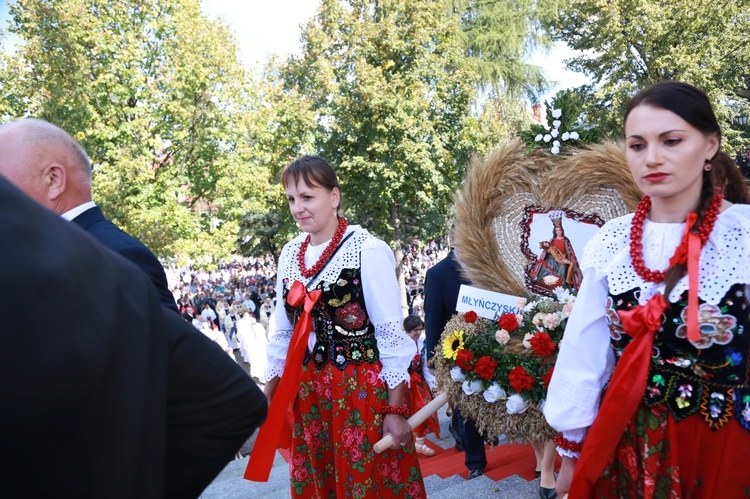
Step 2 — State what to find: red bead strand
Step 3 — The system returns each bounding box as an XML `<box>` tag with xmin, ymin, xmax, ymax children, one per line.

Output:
<box><xmin>297</xmin><ymin>217</ymin><xmax>349</xmax><ymax>278</ymax></box>
<box><xmin>629</xmin><ymin>189</ymin><xmax>723</xmax><ymax>283</ymax></box>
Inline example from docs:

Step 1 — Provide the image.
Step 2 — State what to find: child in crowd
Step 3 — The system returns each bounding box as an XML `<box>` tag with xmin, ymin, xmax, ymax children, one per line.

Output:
<box><xmin>403</xmin><ymin>315</ymin><xmax>440</xmax><ymax>456</ymax></box>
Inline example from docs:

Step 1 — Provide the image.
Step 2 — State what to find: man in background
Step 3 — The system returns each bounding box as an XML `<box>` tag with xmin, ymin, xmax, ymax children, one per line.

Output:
<box><xmin>0</xmin><ymin>176</ymin><xmax>267</xmax><ymax>497</ymax></box>
<box><xmin>424</xmin><ymin>242</ymin><xmax>488</xmax><ymax>479</ymax></box>
<box><xmin>0</xmin><ymin>118</ymin><xmax>178</xmax><ymax>312</ymax></box>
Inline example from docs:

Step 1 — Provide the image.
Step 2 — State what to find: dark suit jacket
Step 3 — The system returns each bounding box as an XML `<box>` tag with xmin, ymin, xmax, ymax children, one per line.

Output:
<box><xmin>0</xmin><ymin>177</ymin><xmax>267</xmax><ymax>498</ymax></box>
<box><xmin>423</xmin><ymin>250</ymin><xmax>471</xmax><ymax>365</ymax></box>
<box><xmin>72</xmin><ymin>206</ymin><xmax>179</xmax><ymax>313</ymax></box>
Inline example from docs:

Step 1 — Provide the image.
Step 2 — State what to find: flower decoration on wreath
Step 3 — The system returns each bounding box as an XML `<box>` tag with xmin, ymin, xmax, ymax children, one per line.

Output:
<box><xmin>435</xmin><ymin>280</ymin><xmax>576</xmax><ymax>443</ymax></box>
<box><xmin>519</xmin><ymin>89</ymin><xmax>601</xmax><ymax>155</ymax></box>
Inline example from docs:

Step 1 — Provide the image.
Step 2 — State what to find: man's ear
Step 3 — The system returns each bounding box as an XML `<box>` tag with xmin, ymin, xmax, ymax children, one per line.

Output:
<box><xmin>44</xmin><ymin>163</ymin><xmax>66</xmax><ymax>201</ymax></box>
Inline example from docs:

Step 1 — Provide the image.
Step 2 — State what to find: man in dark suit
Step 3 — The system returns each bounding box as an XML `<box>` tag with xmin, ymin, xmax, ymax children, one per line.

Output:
<box><xmin>0</xmin><ymin>118</ymin><xmax>178</xmax><ymax>312</ymax></box>
<box><xmin>424</xmin><ymin>247</ymin><xmax>488</xmax><ymax>479</ymax></box>
<box><xmin>0</xmin><ymin>175</ymin><xmax>267</xmax><ymax>497</ymax></box>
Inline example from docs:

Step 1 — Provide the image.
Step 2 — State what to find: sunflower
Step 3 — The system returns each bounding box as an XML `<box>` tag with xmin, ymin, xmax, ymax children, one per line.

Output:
<box><xmin>442</xmin><ymin>329</ymin><xmax>465</xmax><ymax>360</ymax></box>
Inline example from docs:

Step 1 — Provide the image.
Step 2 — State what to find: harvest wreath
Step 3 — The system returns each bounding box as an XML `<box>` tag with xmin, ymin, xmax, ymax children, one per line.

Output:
<box><xmin>433</xmin><ymin>283</ymin><xmax>575</xmax><ymax>442</ymax></box>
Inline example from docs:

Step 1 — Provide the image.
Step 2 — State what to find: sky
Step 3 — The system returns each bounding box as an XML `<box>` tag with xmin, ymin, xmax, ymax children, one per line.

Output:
<box><xmin>200</xmin><ymin>0</ymin><xmax>590</xmax><ymax>101</ymax></box>
<box><xmin>0</xmin><ymin>0</ymin><xmax>589</xmax><ymax>100</ymax></box>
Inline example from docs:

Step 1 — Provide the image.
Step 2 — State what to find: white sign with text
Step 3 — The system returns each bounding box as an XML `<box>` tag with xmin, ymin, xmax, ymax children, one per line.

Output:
<box><xmin>455</xmin><ymin>284</ymin><xmax>523</xmax><ymax>320</ymax></box>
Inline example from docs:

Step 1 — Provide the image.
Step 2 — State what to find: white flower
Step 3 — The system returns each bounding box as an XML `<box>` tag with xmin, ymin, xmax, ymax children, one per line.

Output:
<box><xmin>534</xmin><ymin>134</ymin><xmax>543</xmax><ymax>142</ymax></box>
<box><xmin>552</xmin><ymin>120</ymin><xmax>561</xmax><ymax>128</ymax></box>
<box><xmin>552</xmin><ymin>109</ymin><xmax>562</xmax><ymax>119</ymax></box>
<box><xmin>553</xmin><ymin>140</ymin><xmax>561</xmax><ymax>147</ymax></box>
<box><xmin>570</xmin><ymin>131</ymin><xmax>579</xmax><ymax>140</ymax></box>
<box><xmin>495</xmin><ymin>329</ymin><xmax>510</xmax><ymax>345</ymax></box>
<box><xmin>450</xmin><ymin>366</ymin><xmax>466</xmax><ymax>382</ymax></box>
<box><xmin>562</xmin><ymin>131</ymin><xmax>570</xmax><ymax>141</ymax></box>
<box><xmin>483</xmin><ymin>382</ymin><xmax>507</xmax><ymax>403</ymax></box>
<box><xmin>506</xmin><ymin>393</ymin><xmax>529</xmax><ymax>414</ymax></box>
<box><xmin>553</xmin><ymin>287</ymin><xmax>572</xmax><ymax>303</ymax></box>
<box><xmin>523</xmin><ymin>300</ymin><xmax>538</xmax><ymax>313</ymax></box>
<box><xmin>543</xmin><ymin>134</ymin><xmax>551</xmax><ymax>142</ymax></box>
<box><xmin>550</xmin><ymin>146</ymin><xmax>560</xmax><ymax>155</ymax></box>
<box><xmin>542</xmin><ymin>275</ymin><xmax>560</xmax><ymax>287</ymax></box>
<box><xmin>542</xmin><ymin>312</ymin><xmax>562</xmax><ymax>330</ymax></box>
<box><xmin>550</xmin><ymin>129</ymin><xmax>558</xmax><ymax>138</ymax></box>
<box><xmin>462</xmin><ymin>379</ymin><xmax>484</xmax><ymax>395</ymax></box>
<box><xmin>523</xmin><ymin>332</ymin><xmax>534</xmax><ymax>349</ymax></box>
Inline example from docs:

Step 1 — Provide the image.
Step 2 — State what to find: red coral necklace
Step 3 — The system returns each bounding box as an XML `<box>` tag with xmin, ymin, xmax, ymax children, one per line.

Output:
<box><xmin>297</xmin><ymin>217</ymin><xmax>349</xmax><ymax>278</ymax></box>
<box><xmin>629</xmin><ymin>189</ymin><xmax>723</xmax><ymax>283</ymax></box>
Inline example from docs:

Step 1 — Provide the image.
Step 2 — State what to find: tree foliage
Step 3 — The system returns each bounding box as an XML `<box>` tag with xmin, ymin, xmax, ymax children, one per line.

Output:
<box><xmin>550</xmin><ymin>0</ymin><xmax>750</xmax><ymax>139</ymax></box>
<box><xmin>0</xmin><ymin>0</ymin><xmax>267</xmax><ymax>264</ymax></box>
<box><xmin>282</xmin><ymin>0</ymin><xmax>522</xmax><ymax>251</ymax></box>
<box><xmin>452</xmin><ymin>0</ymin><xmax>559</xmax><ymax>100</ymax></box>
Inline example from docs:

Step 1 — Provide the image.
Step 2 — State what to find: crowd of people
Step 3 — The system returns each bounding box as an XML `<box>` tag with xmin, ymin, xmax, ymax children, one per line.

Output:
<box><xmin>2</xmin><ymin>79</ymin><xmax>748</xmax><ymax>498</ymax></box>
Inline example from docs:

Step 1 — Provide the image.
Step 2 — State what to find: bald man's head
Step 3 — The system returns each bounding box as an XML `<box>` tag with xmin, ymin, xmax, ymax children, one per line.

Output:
<box><xmin>0</xmin><ymin>119</ymin><xmax>92</xmax><ymax>213</ymax></box>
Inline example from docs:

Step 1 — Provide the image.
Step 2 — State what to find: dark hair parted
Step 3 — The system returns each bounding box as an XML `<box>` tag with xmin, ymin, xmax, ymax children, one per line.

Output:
<box><xmin>624</xmin><ymin>81</ymin><xmax>750</xmax><ymax>295</ymax></box>
<box><xmin>403</xmin><ymin>315</ymin><xmax>424</xmax><ymax>333</ymax></box>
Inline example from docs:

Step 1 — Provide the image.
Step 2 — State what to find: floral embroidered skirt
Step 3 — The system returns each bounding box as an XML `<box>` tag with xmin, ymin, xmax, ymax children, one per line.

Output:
<box><xmin>592</xmin><ymin>403</ymin><xmax>750</xmax><ymax>498</ymax></box>
<box><xmin>404</xmin><ymin>369</ymin><xmax>441</xmax><ymax>439</ymax></box>
<box><xmin>289</xmin><ymin>359</ymin><xmax>426</xmax><ymax>499</ymax></box>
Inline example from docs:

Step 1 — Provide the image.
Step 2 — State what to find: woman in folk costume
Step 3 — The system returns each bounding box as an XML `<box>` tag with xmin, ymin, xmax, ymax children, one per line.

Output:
<box><xmin>544</xmin><ymin>81</ymin><xmax>750</xmax><ymax>498</ymax></box>
<box><xmin>246</xmin><ymin>156</ymin><xmax>425</xmax><ymax>498</ymax></box>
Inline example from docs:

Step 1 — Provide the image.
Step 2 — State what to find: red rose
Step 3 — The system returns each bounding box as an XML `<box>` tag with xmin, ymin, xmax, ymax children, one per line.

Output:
<box><xmin>530</xmin><ymin>332</ymin><xmax>557</xmax><ymax>357</ymax></box>
<box><xmin>474</xmin><ymin>355</ymin><xmax>498</xmax><ymax>380</ymax></box>
<box><xmin>542</xmin><ymin>366</ymin><xmax>554</xmax><ymax>388</ymax></box>
<box><xmin>498</xmin><ymin>312</ymin><xmax>519</xmax><ymax>332</ymax></box>
<box><xmin>455</xmin><ymin>348</ymin><xmax>474</xmax><ymax>370</ymax></box>
<box><xmin>509</xmin><ymin>366</ymin><xmax>534</xmax><ymax>392</ymax></box>
<box><xmin>464</xmin><ymin>311</ymin><xmax>478</xmax><ymax>323</ymax></box>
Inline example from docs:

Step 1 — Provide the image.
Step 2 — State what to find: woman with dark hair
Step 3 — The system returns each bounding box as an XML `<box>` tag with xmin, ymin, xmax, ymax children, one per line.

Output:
<box><xmin>544</xmin><ymin>81</ymin><xmax>750</xmax><ymax>498</ymax></box>
<box><xmin>247</xmin><ymin>156</ymin><xmax>425</xmax><ymax>497</ymax></box>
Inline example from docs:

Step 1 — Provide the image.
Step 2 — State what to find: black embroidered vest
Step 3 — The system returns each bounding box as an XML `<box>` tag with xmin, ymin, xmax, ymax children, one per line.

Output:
<box><xmin>607</xmin><ymin>284</ymin><xmax>750</xmax><ymax>432</ymax></box>
<box><xmin>283</xmin><ymin>266</ymin><xmax>380</xmax><ymax>371</ymax></box>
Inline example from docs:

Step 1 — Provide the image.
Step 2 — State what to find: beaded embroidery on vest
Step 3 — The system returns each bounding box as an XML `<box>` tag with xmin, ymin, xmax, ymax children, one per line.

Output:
<box><xmin>283</xmin><ymin>266</ymin><xmax>380</xmax><ymax>371</ymax></box>
<box><xmin>607</xmin><ymin>284</ymin><xmax>750</xmax><ymax>431</ymax></box>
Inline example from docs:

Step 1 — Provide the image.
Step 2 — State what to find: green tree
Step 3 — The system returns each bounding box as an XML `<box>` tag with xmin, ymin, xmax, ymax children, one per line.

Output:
<box><xmin>0</xmin><ymin>0</ymin><xmax>266</xmax><ymax>264</ymax></box>
<box><xmin>284</xmin><ymin>0</ymin><xmax>494</xmax><ymax>245</ymax></box>
<box><xmin>551</xmin><ymin>0</ymin><xmax>750</xmax><ymax>139</ymax></box>
<box><xmin>452</xmin><ymin>0</ymin><xmax>559</xmax><ymax>99</ymax></box>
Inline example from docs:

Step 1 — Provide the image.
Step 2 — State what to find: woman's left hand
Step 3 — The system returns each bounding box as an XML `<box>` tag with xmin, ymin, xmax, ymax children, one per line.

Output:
<box><xmin>383</xmin><ymin>413</ymin><xmax>412</xmax><ymax>451</ymax></box>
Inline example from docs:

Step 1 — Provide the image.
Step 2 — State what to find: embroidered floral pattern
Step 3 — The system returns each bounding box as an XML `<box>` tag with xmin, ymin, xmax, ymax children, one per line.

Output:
<box><xmin>675</xmin><ymin>303</ymin><xmax>736</xmax><ymax>349</ymax></box>
<box><xmin>290</xmin><ymin>362</ymin><xmax>425</xmax><ymax>498</ymax></box>
<box><xmin>609</xmin><ymin>284</ymin><xmax>750</xmax><ymax>433</ymax></box>
<box><xmin>597</xmin><ymin>405</ymin><xmax>681</xmax><ymax>497</ymax></box>
<box><xmin>335</xmin><ymin>302</ymin><xmax>367</xmax><ymax>329</ymax></box>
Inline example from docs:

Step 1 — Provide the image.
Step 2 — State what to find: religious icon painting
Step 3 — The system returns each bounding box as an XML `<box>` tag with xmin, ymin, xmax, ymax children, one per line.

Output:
<box><xmin>452</xmin><ymin>138</ymin><xmax>642</xmax><ymax>297</ymax></box>
<box><xmin>523</xmin><ymin>209</ymin><xmax>602</xmax><ymax>296</ymax></box>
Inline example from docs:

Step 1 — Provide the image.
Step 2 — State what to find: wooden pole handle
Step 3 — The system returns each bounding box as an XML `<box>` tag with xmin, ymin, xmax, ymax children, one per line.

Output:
<box><xmin>373</xmin><ymin>391</ymin><xmax>449</xmax><ymax>454</ymax></box>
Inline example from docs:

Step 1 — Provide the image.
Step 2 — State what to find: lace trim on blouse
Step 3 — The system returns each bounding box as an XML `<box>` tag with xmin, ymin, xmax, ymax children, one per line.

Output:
<box><xmin>581</xmin><ymin>204</ymin><xmax>750</xmax><ymax>305</ymax></box>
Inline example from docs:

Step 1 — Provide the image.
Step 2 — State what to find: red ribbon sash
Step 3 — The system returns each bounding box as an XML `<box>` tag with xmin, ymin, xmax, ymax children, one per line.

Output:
<box><xmin>245</xmin><ymin>280</ymin><xmax>321</xmax><ymax>482</ymax></box>
<box><xmin>570</xmin><ymin>293</ymin><xmax>667</xmax><ymax>497</ymax></box>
